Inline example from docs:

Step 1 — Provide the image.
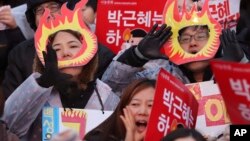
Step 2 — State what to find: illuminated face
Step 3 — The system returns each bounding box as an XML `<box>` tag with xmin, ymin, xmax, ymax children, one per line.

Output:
<box><xmin>179</xmin><ymin>26</ymin><xmax>209</xmax><ymax>54</ymax></box>
<box><xmin>175</xmin><ymin>136</ymin><xmax>196</xmax><ymax>141</ymax></box>
<box><xmin>127</xmin><ymin>87</ymin><xmax>155</xmax><ymax>133</ymax></box>
<box><xmin>52</xmin><ymin>31</ymin><xmax>83</xmax><ymax>76</ymax></box>
<box><xmin>35</xmin><ymin>1</ymin><xmax>62</xmax><ymax>26</ymax></box>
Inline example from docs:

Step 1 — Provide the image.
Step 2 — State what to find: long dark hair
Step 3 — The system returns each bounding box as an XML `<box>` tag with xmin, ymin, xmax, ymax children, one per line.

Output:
<box><xmin>84</xmin><ymin>79</ymin><xmax>156</xmax><ymax>141</ymax></box>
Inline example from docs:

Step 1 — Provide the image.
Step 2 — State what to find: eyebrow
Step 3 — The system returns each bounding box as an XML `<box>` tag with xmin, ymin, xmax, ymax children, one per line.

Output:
<box><xmin>131</xmin><ymin>99</ymin><xmax>153</xmax><ymax>102</ymax></box>
<box><xmin>52</xmin><ymin>40</ymin><xmax>80</xmax><ymax>47</ymax></box>
<box><xmin>181</xmin><ymin>31</ymin><xmax>207</xmax><ymax>36</ymax></box>
<box><xmin>52</xmin><ymin>43</ymin><xmax>61</xmax><ymax>47</ymax></box>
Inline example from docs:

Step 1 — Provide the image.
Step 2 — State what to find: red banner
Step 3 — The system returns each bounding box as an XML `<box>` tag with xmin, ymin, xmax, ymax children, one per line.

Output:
<box><xmin>96</xmin><ymin>0</ymin><xmax>239</xmax><ymax>54</ymax></box>
<box><xmin>96</xmin><ymin>0</ymin><xmax>167</xmax><ymax>54</ymax></box>
<box><xmin>211</xmin><ymin>60</ymin><xmax>250</xmax><ymax>124</ymax></box>
<box><xmin>144</xmin><ymin>68</ymin><xmax>198</xmax><ymax>141</ymax></box>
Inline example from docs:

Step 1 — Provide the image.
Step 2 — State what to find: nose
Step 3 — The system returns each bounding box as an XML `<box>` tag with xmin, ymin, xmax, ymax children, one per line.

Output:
<box><xmin>138</xmin><ymin>105</ymin><xmax>149</xmax><ymax>116</ymax></box>
<box><xmin>188</xmin><ymin>36</ymin><xmax>198</xmax><ymax>49</ymax></box>
<box><xmin>189</xmin><ymin>36</ymin><xmax>197</xmax><ymax>45</ymax></box>
<box><xmin>62</xmin><ymin>48</ymin><xmax>73</xmax><ymax>59</ymax></box>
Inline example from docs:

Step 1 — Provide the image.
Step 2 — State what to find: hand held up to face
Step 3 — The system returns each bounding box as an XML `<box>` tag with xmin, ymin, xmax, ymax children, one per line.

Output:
<box><xmin>36</xmin><ymin>45</ymin><xmax>72</xmax><ymax>88</ymax></box>
<box><xmin>0</xmin><ymin>5</ymin><xmax>17</xmax><ymax>29</ymax></box>
<box><xmin>219</xmin><ymin>29</ymin><xmax>244</xmax><ymax>62</ymax></box>
<box><xmin>120</xmin><ymin>107</ymin><xmax>146</xmax><ymax>141</ymax></box>
<box><xmin>135</xmin><ymin>24</ymin><xmax>172</xmax><ymax>60</ymax></box>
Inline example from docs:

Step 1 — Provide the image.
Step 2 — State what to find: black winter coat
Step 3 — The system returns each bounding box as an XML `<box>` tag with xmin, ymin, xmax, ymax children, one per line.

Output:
<box><xmin>0</xmin><ymin>27</ymin><xmax>26</xmax><ymax>84</ymax></box>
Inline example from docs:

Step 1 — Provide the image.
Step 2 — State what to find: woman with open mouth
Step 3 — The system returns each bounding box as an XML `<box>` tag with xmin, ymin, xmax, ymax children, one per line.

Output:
<box><xmin>84</xmin><ymin>79</ymin><xmax>156</xmax><ymax>141</ymax></box>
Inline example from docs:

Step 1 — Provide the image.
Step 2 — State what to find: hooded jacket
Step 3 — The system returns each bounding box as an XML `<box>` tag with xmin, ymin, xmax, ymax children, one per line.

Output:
<box><xmin>2</xmin><ymin>72</ymin><xmax>119</xmax><ymax>140</ymax></box>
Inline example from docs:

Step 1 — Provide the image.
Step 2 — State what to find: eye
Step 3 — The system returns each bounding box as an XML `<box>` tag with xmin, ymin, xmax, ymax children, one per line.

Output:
<box><xmin>54</xmin><ymin>48</ymin><xmax>60</xmax><ymax>52</ymax></box>
<box><xmin>197</xmin><ymin>35</ymin><xmax>205</xmax><ymax>38</ymax></box>
<box><xmin>52</xmin><ymin>46</ymin><xmax>60</xmax><ymax>52</ymax></box>
<box><xmin>180</xmin><ymin>36</ymin><xmax>190</xmax><ymax>42</ymax></box>
<box><xmin>82</xmin><ymin>6</ymin><xmax>87</xmax><ymax>11</ymax></box>
<box><xmin>34</xmin><ymin>7</ymin><xmax>44</xmax><ymax>14</ymax></box>
<box><xmin>182</xmin><ymin>38</ymin><xmax>189</xmax><ymax>41</ymax></box>
<box><xmin>198</xmin><ymin>33</ymin><xmax>207</xmax><ymax>37</ymax></box>
<box><xmin>148</xmin><ymin>103</ymin><xmax>153</xmax><ymax>108</ymax></box>
<box><xmin>70</xmin><ymin>45</ymin><xmax>80</xmax><ymax>49</ymax></box>
<box><xmin>71</xmin><ymin>45</ymin><xmax>77</xmax><ymax>48</ymax></box>
<box><xmin>130</xmin><ymin>103</ymin><xmax>139</xmax><ymax>107</ymax></box>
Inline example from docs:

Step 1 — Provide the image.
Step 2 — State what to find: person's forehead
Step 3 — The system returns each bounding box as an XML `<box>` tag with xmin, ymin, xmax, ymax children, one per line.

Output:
<box><xmin>182</xmin><ymin>26</ymin><xmax>208</xmax><ymax>34</ymax></box>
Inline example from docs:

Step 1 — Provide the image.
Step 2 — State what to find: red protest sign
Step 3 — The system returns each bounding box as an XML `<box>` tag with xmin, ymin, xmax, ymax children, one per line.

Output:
<box><xmin>208</xmin><ymin>0</ymin><xmax>240</xmax><ymax>30</ymax></box>
<box><xmin>211</xmin><ymin>60</ymin><xmax>250</xmax><ymax>124</ymax></box>
<box><xmin>144</xmin><ymin>68</ymin><xmax>198</xmax><ymax>141</ymax></box>
<box><xmin>96</xmin><ymin>0</ymin><xmax>166</xmax><ymax>54</ymax></box>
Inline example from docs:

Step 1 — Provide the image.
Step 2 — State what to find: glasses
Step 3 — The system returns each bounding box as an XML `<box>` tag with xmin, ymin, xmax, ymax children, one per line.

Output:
<box><xmin>33</xmin><ymin>2</ymin><xmax>61</xmax><ymax>15</ymax></box>
<box><xmin>178</xmin><ymin>32</ymin><xmax>209</xmax><ymax>44</ymax></box>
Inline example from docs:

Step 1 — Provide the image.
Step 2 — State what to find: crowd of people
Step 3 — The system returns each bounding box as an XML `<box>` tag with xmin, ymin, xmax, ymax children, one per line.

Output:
<box><xmin>0</xmin><ymin>0</ymin><xmax>249</xmax><ymax>141</ymax></box>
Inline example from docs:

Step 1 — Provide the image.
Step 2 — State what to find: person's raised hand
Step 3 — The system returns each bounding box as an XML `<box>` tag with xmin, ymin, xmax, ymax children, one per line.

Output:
<box><xmin>0</xmin><ymin>6</ymin><xmax>17</xmax><ymax>29</ymax></box>
<box><xmin>36</xmin><ymin>45</ymin><xmax>72</xmax><ymax>88</ymax></box>
<box><xmin>135</xmin><ymin>23</ymin><xmax>172</xmax><ymax>60</ymax></box>
<box><xmin>219</xmin><ymin>29</ymin><xmax>244</xmax><ymax>62</ymax></box>
<box><xmin>121</xmin><ymin>107</ymin><xmax>146</xmax><ymax>141</ymax></box>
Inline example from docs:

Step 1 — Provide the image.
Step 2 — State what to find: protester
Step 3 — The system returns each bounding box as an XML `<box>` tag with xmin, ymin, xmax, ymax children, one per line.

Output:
<box><xmin>2</xmin><ymin>0</ymin><xmax>114</xmax><ymax>99</ymax></box>
<box><xmin>0</xmin><ymin>4</ymin><xmax>26</xmax><ymax>84</ymax></box>
<box><xmin>102</xmin><ymin>6</ymin><xmax>247</xmax><ymax>96</ymax></box>
<box><xmin>84</xmin><ymin>79</ymin><xmax>155</xmax><ymax>141</ymax></box>
<box><xmin>1</xmin><ymin>29</ymin><xmax>119</xmax><ymax>140</ymax></box>
<box><xmin>161</xmin><ymin>128</ymin><xmax>206</xmax><ymax>141</ymax></box>
<box><xmin>67</xmin><ymin>0</ymin><xmax>97</xmax><ymax>26</ymax></box>
<box><xmin>81</xmin><ymin>0</ymin><xmax>97</xmax><ymax>32</ymax></box>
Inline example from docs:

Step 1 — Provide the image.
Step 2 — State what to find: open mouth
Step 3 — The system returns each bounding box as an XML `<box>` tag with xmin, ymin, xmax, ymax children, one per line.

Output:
<box><xmin>136</xmin><ymin>120</ymin><xmax>147</xmax><ymax>132</ymax></box>
<box><xmin>190</xmin><ymin>51</ymin><xmax>198</xmax><ymax>54</ymax></box>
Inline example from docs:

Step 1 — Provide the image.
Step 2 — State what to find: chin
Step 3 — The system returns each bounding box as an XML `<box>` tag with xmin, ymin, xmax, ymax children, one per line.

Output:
<box><xmin>60</xmin><ymin>67</ymin><xmax>82</xmax><ymax>76</ymax></box>
<box><xmin>184</xmin><ymin>61</ymin><xmax>209</xmax><ymax>72</ymax></box>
